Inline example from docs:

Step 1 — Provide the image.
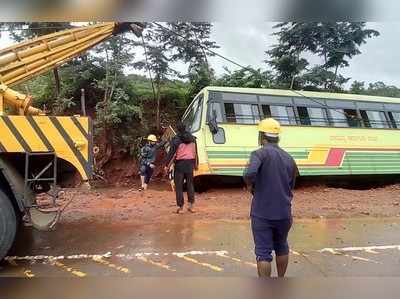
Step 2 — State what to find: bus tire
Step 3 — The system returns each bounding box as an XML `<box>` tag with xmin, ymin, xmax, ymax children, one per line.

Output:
<box><xmin>0</xmin><ymin>189</ymin><xmax>17</xmax><ymax>261</ymax></box>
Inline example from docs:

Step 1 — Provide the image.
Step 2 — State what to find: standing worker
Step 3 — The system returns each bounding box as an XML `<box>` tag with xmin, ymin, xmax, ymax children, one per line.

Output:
<box><xmin>164</xmin><ymin>122</ymin><xmax>198</xmax><ymax>214</ymax></box>
<box><xmin>138</xmin><ymin>134</ymin><xmax>166</xmax><ymax>191</ymax></box>
<box><xmin>244</xmin><ymin>118</ymin><xmax>298</xmax><ymax>278</ymax></box>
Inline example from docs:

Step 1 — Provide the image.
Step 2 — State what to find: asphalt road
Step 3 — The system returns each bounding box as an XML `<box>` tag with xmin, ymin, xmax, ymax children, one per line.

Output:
<box><xmin>1</xmin><ymin>217</ymin><xmax>400</xmax><ymax>278</ymax></box>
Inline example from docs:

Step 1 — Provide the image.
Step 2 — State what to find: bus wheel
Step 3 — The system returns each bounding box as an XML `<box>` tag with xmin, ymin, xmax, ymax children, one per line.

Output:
<box><xmin>0</xmin><ymin>189</ymin><xmax>17</xmax><ymax>261</ymax></box>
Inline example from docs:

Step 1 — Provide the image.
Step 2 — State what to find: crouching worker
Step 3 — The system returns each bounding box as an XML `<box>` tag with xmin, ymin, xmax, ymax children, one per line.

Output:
<box><xmin>244</xmin><ymin>118</ymin><xmax>298</xmax><ymax>278</ymax></box>
<box><xmin>139</xmin><ymin>134</ymin><xmax>166</xmax><ymax>191</ymax></box>
<box><xmin>164</xmin><ymin>122</ymin><xmax>198</xmax><ymax>214</ymax></box>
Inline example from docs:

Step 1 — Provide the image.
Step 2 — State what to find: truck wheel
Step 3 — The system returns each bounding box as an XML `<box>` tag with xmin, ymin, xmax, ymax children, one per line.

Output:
<box><xmin>0</xmin><ymin>190</ymin><xmax>17</xmax><ymax>261</ymax></box>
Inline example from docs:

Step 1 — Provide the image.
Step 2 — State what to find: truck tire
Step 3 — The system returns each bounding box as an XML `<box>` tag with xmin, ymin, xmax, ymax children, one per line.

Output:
<box><xmin>0</xmin><ymin>190</ymin><xmax>17</xmax><ymax>261</ymax></box>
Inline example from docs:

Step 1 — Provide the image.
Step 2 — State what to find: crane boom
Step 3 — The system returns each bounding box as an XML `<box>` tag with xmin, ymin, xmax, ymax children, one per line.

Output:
<box><xmin>0</xmin><ymin>22</ymin><xmax>143</xmax><ymax>115</ymax></box>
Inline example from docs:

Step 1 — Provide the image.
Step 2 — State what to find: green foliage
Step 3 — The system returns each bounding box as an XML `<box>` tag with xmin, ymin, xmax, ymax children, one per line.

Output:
<box><xmin>267</xmin><ymin>22</ymin><xmax>380</xmax><ymax>90</ymax></box>
<box><xmin>350</xmin><ymin>81</ymin><xmax>400</xmax><ymax>97</ymax></box>
<box><xmin>15</xmin><ymin>56</ymin><xmax>106</xmax><ymax>114</ymax></box>
<box><xmin>301</xmin><ymin>66</ymin><xmax>350</xmax><ymax>91</ymax></box>
<box><xmin>215</xmin><ymin>67</ymin><xmax>273</xmax><ymax>89</ymax></box>
<box><xmin>133</xmin><ymin>22</ymin><xmax>217</xmax><ymax>129</ymax></box>
<box><xmin>187</xmin><ymin>63</ymin><xmax>215</xmax><ymax>103</ymax></box>
<box><xmin>349</xmin><ymin>81</ymin><xmax>366</xmax><ymax>94</ymax></box>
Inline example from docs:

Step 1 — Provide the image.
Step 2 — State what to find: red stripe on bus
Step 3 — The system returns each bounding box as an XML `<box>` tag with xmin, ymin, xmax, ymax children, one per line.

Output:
<box><xmin>325</xmin><ymin>149</ymin><xmax>346</xmax><ymax>167</ymax></box>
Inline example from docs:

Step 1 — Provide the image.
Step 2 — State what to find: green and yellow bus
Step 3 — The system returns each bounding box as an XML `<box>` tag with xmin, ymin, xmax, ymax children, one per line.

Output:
<box><xmin>177</xmin><ymin>86</ymin><xmax>400</xmax><ymax>182</ymax></box>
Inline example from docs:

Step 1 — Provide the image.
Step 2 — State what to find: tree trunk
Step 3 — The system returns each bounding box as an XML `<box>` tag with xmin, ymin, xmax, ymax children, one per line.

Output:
<box><xmin>156</xmin><ymin>82</ymin><xmax>161</xmax><ymax>131</ymax></box>
<box><xmin>53</xmin><ymin>68</ymin><xmax>61</xmax><ymax>99</ymax></box>
<box><xmin>330</xmin><ymin>65</ymin><xmax>339</xmax><ymax>90</ymax></box>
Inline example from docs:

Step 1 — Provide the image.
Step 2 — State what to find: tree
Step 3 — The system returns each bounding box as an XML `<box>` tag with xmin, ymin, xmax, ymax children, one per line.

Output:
<box><xmin>267</xmin><ymin>22</ymin><xmax>380</xmax><ymax>90</ymax></box>
<box><xmin>186</xmin><ymin>62</ymin><xmax>215</xmax><ymax>103</ymax></box>
<box><xmin>349</xmin><ymin>81</ymin><xmax>366</xmax><ymax>94</ymax></box>
<box><xmin>301</xmin><ymin>66</ymin><xmax>350</xmax><ymax>91</ymax></box>
<box><xmin>0</xmin><ymin>22</ymin><xmax>75</xmax><ymax>105</ymax></box>
<box><xmin>133</xmin><ymin>22</ymin><xmax>218</xmax><ymax>129</ymax></box>
<box><xmin>163</xmin><ymin>22</ymin><xmax>218</xmax><ymax>70</ymax></box>
<box><xmin>215</xmin><ymin>67</ymin><xmax>273</xmax><ymax>89</ymax></box>
<box><xmin>349</xmin><ymin>81</ymin><xmax>400</xmax><ymax>98</ymax></box>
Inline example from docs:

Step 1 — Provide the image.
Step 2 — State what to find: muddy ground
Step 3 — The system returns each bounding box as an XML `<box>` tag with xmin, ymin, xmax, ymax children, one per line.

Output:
<box><xmin>51</xmin><ymin>182</ymin><xmax>400</xmax><ymax>225</ymax></box>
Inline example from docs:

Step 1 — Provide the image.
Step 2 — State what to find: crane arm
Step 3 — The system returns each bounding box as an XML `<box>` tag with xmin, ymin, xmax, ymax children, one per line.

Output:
<box><xmin>0</xmin><ymin>22</ymin><xmax>144</xmax><ymax>115</ymax></box>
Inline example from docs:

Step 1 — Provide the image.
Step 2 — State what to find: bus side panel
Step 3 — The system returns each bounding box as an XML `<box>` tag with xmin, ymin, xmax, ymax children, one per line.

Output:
<box><xmin>203</xmin><ymin>124</ymin><xmax>258</xmax><ymax>177</ymax></box>
<box><xmin>202</xmin><ymin>124</ymin><xmax>400</xmax><ymax>177</ymax></box>
<box><xmin>282</xmin><ymin>126</ymin><xmax>400</xmax><ymax>176</ymax></box>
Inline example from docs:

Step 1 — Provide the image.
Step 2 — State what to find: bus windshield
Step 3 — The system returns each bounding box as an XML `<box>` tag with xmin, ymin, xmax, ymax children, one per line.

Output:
<box><xmin>182</xmin><ymin>94</ymin><xmax>203</xmax><ymax>133</ymax></box>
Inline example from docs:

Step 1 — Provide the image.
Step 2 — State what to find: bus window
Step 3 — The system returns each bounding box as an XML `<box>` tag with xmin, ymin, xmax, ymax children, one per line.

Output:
<box><xmin>224</xmin><ymin>103</ymin><xmax>260</xmax><ymax>124</ymax></box>
<box><xmin>296</xmin><ymin>106</ymin><xmax>329</xmax><ymax>126</ymax></box>
<box><xmin>224</xmin><ymin>103</ymin><xmax>236</xmax><ymax>123</ymax></box>
<box><xmin>297</xmin><ymin>107</ymin><xmax>311</xmax><ymax>125</ymax></box>
<box><xmin>208</xmin><ymin>102</ymin><xmax>223</xmax><ymax>123</ymax></box>
<box><xmin>303</xmin><ymin>107</ymin><xmax>329</xmax><ymax>126</ymax></box>
<box><xmin>344</xmin><ymin>109</ymin><xmax>361</xmax><ymax>127</ymax></box>
<box><xmin>360</xmin><ymin>110</ymin><xmax>389</xmax><ymax>128</ymax></box>
<box><xmin>388</xmin><ymin>112</ymin><xmax>400</xmax><ymax>128</ymax></box>
<box><xmin>211</xmin><ymin>91</ymin><xmax>258</xmax><ymax>103</ymax></box>
<box><xmin>182</xmin><ymin>94</ymin><xmax>203</xmax><ymax>132</ymax></box>
<box><xmin>329</xmin><ymin>109</ymin><xmax>349</xmax><ymax>127</ymax></box>
<box><xmin>252</xmin><ymin>105</ymin><xmax>261</xmax><ymax>123</ymax></box>
<box><xmin>262</xmin><ymin>105</ymin><xmax>296</xmax><ymax>125</ymax></box>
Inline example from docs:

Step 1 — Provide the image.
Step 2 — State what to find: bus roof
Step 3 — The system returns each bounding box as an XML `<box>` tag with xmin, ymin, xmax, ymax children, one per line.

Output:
<box><xmin>203</xmin><ymin>86</ymin><xmax>400</xmax><ymax>104</ymax></box>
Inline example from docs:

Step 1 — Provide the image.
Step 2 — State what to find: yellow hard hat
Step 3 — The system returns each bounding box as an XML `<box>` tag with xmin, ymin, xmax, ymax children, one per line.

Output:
<box><xmin>147</xmin><ymin>134</ymin><xmax>157</xmax><ymax>142</ymax></box>
<box><xmin>258</xmin><ymin>118</ymin><xmax>281</xmax><ymax>136</ymax></box>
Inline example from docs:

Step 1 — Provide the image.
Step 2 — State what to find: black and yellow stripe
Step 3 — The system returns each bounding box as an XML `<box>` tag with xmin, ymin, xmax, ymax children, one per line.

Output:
<box><xmin>0</xmin><ymin>115</ymin><xmax>92</xmax><ymax>180</ymax></box>
<box><xmin>0</xmin><ymin>141</ymin><xmax>6</xmax><ymax>153</ymax></box>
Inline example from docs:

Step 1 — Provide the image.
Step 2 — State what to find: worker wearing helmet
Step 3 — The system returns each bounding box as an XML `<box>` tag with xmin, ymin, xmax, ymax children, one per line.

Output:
<box><xmin>244</xmin><ymin>118</ymin><xmax>298</xmax><ymax>278</ymax></box>
<box><xmin>138</xmin><ymin>134</ymin><xmax>166</xmax><ymax>191</ymax></box>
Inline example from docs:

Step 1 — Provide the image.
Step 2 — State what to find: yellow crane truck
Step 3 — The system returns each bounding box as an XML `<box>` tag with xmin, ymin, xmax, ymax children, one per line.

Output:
<box><xmin>0</xmin><ymin>22</ymin><xmax>144</xmax><ymax>260</ymax></box>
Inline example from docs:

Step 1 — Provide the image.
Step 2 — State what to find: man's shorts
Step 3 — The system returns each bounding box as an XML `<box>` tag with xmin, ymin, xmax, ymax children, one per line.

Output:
<box><xmin>139</xmin><ymin>164</ymin><xmax>154</xmax><ymax>184</ymax></box>
<box><xmin>251</xmin><ymin>216</ymin><xmax>292</xmax><ymax>262</ymax></box>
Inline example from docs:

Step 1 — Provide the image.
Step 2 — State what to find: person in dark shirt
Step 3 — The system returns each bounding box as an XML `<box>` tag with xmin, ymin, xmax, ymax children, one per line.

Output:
<box><xmin>164</xmin><ymin>122</ymin><xmax>198</xmax><ymax>214</ymax></box>
<box><xmin>244</xmin><ymin>118</ymin><xmax>298</xmax><ymax>278</ymax></box>
<box><xmin>138</xmin><ymin>134</ymin><xmax>166</xmax><ymax>191</ymax></box>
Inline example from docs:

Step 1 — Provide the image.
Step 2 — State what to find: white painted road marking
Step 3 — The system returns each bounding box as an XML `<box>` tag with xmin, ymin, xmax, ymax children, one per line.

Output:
<box><xmin>136</xmin><ymin>256</ymin><xmax>176</xmax><ymax>272</ymax></box>
<box><xmin>319</xmin><ymin>244</ymin><xmax>400</xmax><ymax>253</ymax></box>
<box><xmin>92</xmin><ymin>256</ymin><xmax>131</xmax><ymax>274</ymax></box>
<box><xmin>5</xmin><ymin>250</ymin><xmax>229</xmax><ymax>262</ymax></box>
<box><xmin>177</xmin><ymin>255</ymin><xmax>223</xmax><ymax>272</ymax></box>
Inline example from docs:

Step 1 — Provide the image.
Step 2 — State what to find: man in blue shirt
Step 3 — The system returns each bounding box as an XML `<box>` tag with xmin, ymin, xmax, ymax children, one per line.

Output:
<box><xmin>244</xmin><ymin>118</ymin><xmax>298</xmax><ymax>277</ymax></box>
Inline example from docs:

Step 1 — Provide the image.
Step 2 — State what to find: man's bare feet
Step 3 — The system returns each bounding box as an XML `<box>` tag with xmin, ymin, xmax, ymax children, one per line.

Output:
<box><xmin>176</xmin><ymin>207</ymin><xmax>183</xmax><ymax>214</ymax></box>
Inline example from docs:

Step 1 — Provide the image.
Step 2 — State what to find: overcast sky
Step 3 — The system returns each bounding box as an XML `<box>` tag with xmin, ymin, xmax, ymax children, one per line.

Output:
<box><xmin>206</xmin><ymin>22</ymin><xmax>400</xmax><ymax>87</ymax></box>
<box><xmin>1</xmin><ymin>22</ymin><xmax>400</xmax><ymax>88</ymax></box>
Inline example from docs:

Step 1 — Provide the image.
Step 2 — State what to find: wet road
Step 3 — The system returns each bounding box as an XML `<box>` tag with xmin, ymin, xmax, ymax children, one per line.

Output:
<box><xmin>1</xmin><ymin>217</ymin><xmax>400</xmax><ymax>277</ymax></box>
